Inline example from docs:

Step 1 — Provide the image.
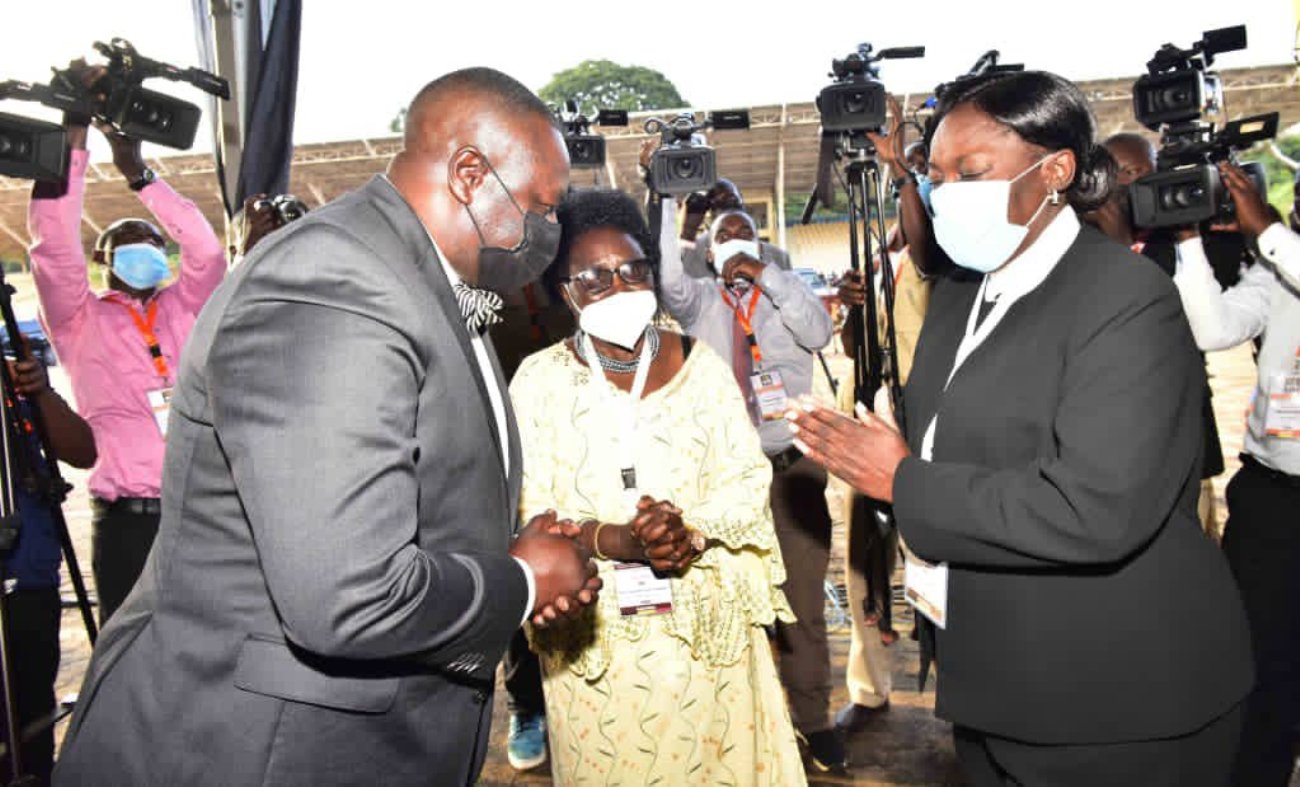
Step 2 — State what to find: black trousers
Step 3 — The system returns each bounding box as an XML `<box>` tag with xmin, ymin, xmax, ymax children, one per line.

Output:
<box><xmin>502</xmin><ymin>629</ymin><xmax>544</xmax><ymax>715</ymax></box>
<box><xmin>0</xmin><ymin>587</ymin><xmax>61</xmax><ymax>787</ymax></box>
<box><xmin>90</xmin><ymin>503</ymin><xmax>160</xmax><ymax>626</ymax></box>
<box><xmin>770</xmin><ymin>454</ymin><xmax>834</xmax><ymax>734</ymax></box>
<box><xmin>1221</xmin><ymin>456</ymin><xmax>1300</xmax><ymax>787</ymax></box>
<box><xmin>954</xmin><ymin>702</ymin><xmax>1243</xmax><ymax>787</ymax></box>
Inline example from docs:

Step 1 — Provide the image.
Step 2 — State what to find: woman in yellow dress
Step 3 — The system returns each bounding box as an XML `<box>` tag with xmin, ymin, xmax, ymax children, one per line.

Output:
<box><xmin>510</xmin><ymin>188</ymin><xmax>804</xmax><ymax>785</ymax></box>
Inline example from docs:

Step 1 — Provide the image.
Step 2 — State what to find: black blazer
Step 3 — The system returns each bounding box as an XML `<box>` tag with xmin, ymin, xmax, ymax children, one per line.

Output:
<box><xmin>894</xmin><ymin>225</ymin><xmax>1252</xmax><ymax>744</ymax></box>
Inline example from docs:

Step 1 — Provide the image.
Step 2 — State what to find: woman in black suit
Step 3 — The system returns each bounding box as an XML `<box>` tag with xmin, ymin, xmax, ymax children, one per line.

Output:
<box><xmin>787</xmin><ymin>71</ymin><xmax>1252</xmax><ymax>785</ymax></box>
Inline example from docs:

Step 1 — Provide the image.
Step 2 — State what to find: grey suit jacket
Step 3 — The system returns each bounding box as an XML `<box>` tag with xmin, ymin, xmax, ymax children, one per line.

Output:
<box><xmin>55</xmin><ymin>176</ymin><xmax>529</xmax><ymax>786</ymax></box>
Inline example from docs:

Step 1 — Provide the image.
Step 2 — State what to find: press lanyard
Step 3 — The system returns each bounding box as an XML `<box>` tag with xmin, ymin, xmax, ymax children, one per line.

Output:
<box><xmin>720</xmin><ymin>286</ymin><xmax>764</xmax><ymax>368</ymax></box>
<box><xmin>579</xmin><ymin>331</ymin><xmax>653</xmax><ymax>510</ymax></box>
<box><xmin>116</xmin><ymin>299</ymin><xmax>171</xmax><ymax>381</ymax></box>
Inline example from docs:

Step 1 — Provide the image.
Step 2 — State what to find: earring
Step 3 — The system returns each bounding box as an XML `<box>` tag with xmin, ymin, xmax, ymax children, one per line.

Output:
<box><xmin>1049</xmin><ymin>190</ymin><xmax>1061</xmax><ymax>206</ymax></box>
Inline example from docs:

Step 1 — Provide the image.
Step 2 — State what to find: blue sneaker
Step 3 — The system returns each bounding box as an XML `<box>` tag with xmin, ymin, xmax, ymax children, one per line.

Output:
<box><xmin>507</xmin><ymin>711</ymin><xmax>548</xmax><ymax>771</ymax></box>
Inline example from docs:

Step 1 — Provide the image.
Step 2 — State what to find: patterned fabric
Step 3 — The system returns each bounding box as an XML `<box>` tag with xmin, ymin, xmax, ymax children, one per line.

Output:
<box><xmin>452</xmin><ymin>281</ymin><xmax>503</xmax><ymax>334</ymax></box>
<box><xmin>510</xmin><ymin>337</ymin><xmax>803</xmax><ymax>785</ymax></box>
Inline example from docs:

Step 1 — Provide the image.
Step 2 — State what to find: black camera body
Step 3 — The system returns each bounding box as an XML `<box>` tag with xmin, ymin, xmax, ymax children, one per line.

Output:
<box><xmin>1128</xmin><ymin>25</ymin><xmax>1277</xmax><ymax>228</ymax></box>
<box><xmin>646</xmin><ymin>113</ymin><xmax>716</xmax><ymax>196</ymax></box>
<box><xmin>816</xmin><ymin>44</ymin><xmax>923</xmax><ymax>134</ymax></box>
<box><xmin>556</xmin><ymin>104</ymin><xmax>628</xmax><ymax>169</ymax></box>
<box><xmin>0</xmin><ymin>112</ymin><xmax>68</xmax><ymax>182</ymax></box>
<box><xmin>253</xmin><ymin>194</ymin><xmax>309</xmax><ymax>226</ymax></box>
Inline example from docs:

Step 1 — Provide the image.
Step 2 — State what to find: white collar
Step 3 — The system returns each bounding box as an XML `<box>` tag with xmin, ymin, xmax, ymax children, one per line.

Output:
<box><xmin>983</xmin><ymin>207</ymin><xmax>1080</xmax><ymax>303</ymax></box>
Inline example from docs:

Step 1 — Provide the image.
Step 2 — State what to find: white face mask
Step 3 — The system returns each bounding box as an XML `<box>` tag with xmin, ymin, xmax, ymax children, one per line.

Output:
<box><xmin>578</xmin><ymin>289</ymin><xmax>658</xmax><ymax>350</ymax></box>
<box><xmin>930</xmin><ymin>156</ymin><xmax>1054</xmax><ymax>274</ymax></box>
<box><xmin>713</xmin><ymin>238</ymin><xmax>759</xmax><ymax>269</ymax></box>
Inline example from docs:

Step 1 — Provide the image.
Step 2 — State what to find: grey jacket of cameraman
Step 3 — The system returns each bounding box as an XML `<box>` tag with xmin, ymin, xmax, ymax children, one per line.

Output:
<box><xmin>54</xmin><ymin>175</ymin><xmax>527</xmax><ymax>786</ymax></box>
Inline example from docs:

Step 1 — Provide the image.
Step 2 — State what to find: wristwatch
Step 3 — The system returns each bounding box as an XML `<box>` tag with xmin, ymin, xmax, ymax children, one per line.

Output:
<box><xmin>689</xmin><ymin>529</ymin><xmax>707</xmax><ymax>554</ymax></box>
<box><xmin>128</xmin><ymin>168</ymin><xmax>157</xmax><ymax>192</ymax></box>
<box><xmin>891</xmin><ymin>172</ymin><xmax>917</xmax><ymax>191</ymax></box>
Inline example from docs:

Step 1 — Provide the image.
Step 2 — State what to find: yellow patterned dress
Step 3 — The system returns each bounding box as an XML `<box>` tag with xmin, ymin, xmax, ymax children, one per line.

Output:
<box><xmin>510</xmin><ymin>337</ymin><xmax>805</xmax><ymax>786</ymax></box>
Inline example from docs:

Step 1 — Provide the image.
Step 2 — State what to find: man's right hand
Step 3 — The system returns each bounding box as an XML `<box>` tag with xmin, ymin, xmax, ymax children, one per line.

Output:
<box><xmin>837</xmin><ymin>270</ymin><xmax>868</xmax><ymax>307</ymax></box>
<box><xmin>510</xmin><ymin>511</ymin><xmax>601</xmax><ymax>628</ymax></box>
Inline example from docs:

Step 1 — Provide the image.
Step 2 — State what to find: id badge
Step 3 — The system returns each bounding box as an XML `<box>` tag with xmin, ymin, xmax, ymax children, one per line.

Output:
<box><xmin>614</xmin><ymin>563</ymin><xmax>673</xmax><ymax>617</ymax></box>
<box><xmin>148</xmin><ymin>388</ymin><xmax>174</xmax><ymax>437</ymax></box>
<box><xmin>903</xmin><ymin>552</ymin><xmax>948</xmax><ymax>629</ymax></box>
<box><xmin>750</xmin><ymin>370</ymin><xmax>789</xmax><ymax>422</ymax></box>
<box><xmin>1263</xmin><ymin>371</ymin><xmax>1300</xmax><ymax>439</ymax></box>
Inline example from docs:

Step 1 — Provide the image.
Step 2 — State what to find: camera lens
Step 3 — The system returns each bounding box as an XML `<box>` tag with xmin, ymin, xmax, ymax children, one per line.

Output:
<box><xmin>671</xmin><ymin>155</ymin><xmax>701</xmax><ymax>180</ymax></box>
<box><xmin>843</xmin><ymin>91</ymin><xmax>868</xmax><ymax>116</ymax></box>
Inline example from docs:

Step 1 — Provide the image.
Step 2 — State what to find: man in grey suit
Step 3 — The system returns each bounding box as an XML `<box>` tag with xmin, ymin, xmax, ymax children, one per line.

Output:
<box><xmin>54</xmin><ymin>68</ymin><xmax>600</xmax><ymax>786</ymax></box>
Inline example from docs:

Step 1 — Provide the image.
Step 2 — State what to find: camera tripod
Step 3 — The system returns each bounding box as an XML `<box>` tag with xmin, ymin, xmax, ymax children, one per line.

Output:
<box><xmin>834</xmin><ymin>143</ymin><xmax>908</xmax><ymax>645</ymax></box>
<box><xmin>0</xmin><ymin>266</ymin><xmax>97</xmax><ymax>786</ymax></box>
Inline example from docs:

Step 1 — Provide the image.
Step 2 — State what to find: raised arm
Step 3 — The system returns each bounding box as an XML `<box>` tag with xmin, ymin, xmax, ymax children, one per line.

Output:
<box><xmin>757</xmin><ymin>264</ymin><xmax>834</xmax><ymax>351</ymax></box>
<box><xmin>656</xmin><ymin>197</ymin><xmax>715</xmax><ymax>328</ymax></box>
<box><xmin>28</xmin><ymin>125</ymin><xmax>93</xmax><ymax>335</ymax></box>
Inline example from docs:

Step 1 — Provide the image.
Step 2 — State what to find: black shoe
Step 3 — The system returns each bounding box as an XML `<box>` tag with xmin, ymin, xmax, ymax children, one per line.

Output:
<box><xmin>834</xmin><ymin>701</ymin><xmax>890</xmax><ymax>734</ymax></box>
<box><xmin>797</xmin><ymin>728</ymin><xmax>847</xmax><ymax>773</ymax></box>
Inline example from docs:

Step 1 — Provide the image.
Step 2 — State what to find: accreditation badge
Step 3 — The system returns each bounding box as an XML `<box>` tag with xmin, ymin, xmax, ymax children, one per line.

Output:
<box><xmin>903</xmin><ymin>552</ymin><xmax>949</xmax><ymax>629</ymax></box>
<box><xmin>148</xmin><ymin>387</ymin><xmax>174</xmax><ymax>437</ymax></box>
<box><xmin>614</xmin><ymin>563</ymin><xmax>674</xmax><ymax>617</ymax></box>
<box><xmin>1262</xmin><ymin>371</ymin><xmax>1300</xmax><ymax>440</ymax></box>
<box><xmin>751</xmin><ymin>369</ymin><xmax>789</xmax><ymax>422</ymax></box>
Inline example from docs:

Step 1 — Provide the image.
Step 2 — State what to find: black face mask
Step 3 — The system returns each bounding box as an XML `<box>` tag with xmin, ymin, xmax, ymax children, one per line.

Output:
<box><xmin>461</xmin><ymin>154</ymin><xmax>561</xmax><ymax>295</ymax></box>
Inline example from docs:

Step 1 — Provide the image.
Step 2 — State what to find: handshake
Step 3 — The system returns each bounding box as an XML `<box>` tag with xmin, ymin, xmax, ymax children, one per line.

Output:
<box><xmin>508</xmin><ymin>496</ymin><xmax>705</xmax><ymax>629</ymax></box>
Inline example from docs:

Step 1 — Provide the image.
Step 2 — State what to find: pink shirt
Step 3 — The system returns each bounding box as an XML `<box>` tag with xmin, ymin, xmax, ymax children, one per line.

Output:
<box><xmin>29</xmin><ymin>149</ymin><xmax>227</xmax><ymax>501</ymax></box>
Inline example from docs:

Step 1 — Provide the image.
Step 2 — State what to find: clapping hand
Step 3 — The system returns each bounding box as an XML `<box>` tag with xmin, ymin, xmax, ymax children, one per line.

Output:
<box><xmin>785</xmin><ymin>394</ymin><xmax>910</xmax><ymax>504</ymax></box>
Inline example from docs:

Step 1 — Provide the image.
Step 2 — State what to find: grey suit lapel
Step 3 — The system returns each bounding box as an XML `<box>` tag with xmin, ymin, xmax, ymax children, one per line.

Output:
<box><xmin>360</xmin><ymin>176</ymin><xmax>510</xmax><ymax>482</ymax></box>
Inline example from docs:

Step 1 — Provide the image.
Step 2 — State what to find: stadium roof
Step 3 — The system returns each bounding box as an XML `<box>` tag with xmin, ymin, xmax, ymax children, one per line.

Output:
<box><xmin>0</xmin><ymin>64</ymin><xmax>1296</xmax><ymax>261</ymax></box>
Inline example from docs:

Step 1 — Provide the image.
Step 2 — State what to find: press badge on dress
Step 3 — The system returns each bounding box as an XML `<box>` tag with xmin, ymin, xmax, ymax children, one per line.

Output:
<box><xmin>903</xmin><ymin>552</ymin><xmax>949</xmax><ymax>629</ymax></box>
<box><xmin>1262</xmin><ymin>370</ymin><xmax>1300</xmax><ymax>440</ymax></box>
<box><xmin>614</xmin><ymin>563</ymin><xmax>673</xmax><ymax>617</ymax></box>
<box><xmin>148</xmin><ymin>388</ymin><xmax>174</xmax><ymax>437</ymax></box>
<box><xmin>750</xmin><ymin>370</ymin><xmax>789</xmax><ymax>421</ymax></box>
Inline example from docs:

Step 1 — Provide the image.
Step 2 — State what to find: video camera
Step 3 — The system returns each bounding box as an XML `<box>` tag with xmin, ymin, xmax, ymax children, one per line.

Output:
<box><xmin>816</xmin><ymin>43</ymin><xmax>924</xmax><ymax>135</ymax></box>
<box><xmin>1129</xmin><ymin>25</ymin><xmax>1278</xmax><ymax>228</ymax></box>
<box><xmin>0</xmin><ymin>38</ymin><xmax>228</xmax><ymax>181</ymax></box>
<box><xmin>556</xmin><ymin>101</ymin><xmax>628</xmax><ymax>169</ymax></box>
<box><xmin>252</xmin><ymin>194</ymin><xmax>310</xmax><ymax>226</ymax></box>
<box><xmin>644</xmin><ymin>110</ymin><xmax>749</xmax><ymax>196</ymax></box>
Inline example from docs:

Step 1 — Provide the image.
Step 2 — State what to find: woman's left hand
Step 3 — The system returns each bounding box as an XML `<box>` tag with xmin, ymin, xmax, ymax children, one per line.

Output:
<box><xmin>785</xmin><ymin>398</ymin><xmax>910</xmax><ymax>503</ymax></box>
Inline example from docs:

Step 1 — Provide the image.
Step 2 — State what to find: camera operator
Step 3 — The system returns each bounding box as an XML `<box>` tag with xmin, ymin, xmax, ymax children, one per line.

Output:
<box><xmin>1171</xmin><ymin>160</ymin><xmax>1300</xmax><ymax>787</ymax></box>
<box><xmin>27</xmin><ymin>61</ymin><xmax>227</xmax><ymax>626</ymax></box>
<box><xmin>227</xmin><ymin>193</ymin><xmax>308</xmax><ymax>263</ymax></box>
<box><xmin>1082</xmin><ymin>133</ymin><xmax>1227</xmax><ymax>535</ymax></box>
<box><xmin>0</xmin><ymin>340</ymin><xmax>96</xmax><ymax>786</ymax></box>
<box><xmin>834</xmin><ymin>107</ymin><xmax>934</xmax><ymax>737</ymax></box>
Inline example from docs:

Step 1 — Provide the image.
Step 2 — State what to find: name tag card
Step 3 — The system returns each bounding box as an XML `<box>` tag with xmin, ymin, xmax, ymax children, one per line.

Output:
<box><xmin>1263</xmin><ymin>371</ymin><xmax>1300</xmax><ymax>440</ymax></box>
<box><xmin>148</xmin><ymin>387</ymin><xmax>174</xmax><ymax>437</ymax></box>
<box><xmin>903</xmin><ymin>552</ymin><xmax>949</xmax><ymax>629</ymax></box>
<box><xmin>751</xmin><ymin>370</ymin><xmax>789</xmax><ymax>422</ymax></box>
<box><xmin>614</xmin><ymin>563</ymin><xmax>673</xmax><ymax>617</ymax></box>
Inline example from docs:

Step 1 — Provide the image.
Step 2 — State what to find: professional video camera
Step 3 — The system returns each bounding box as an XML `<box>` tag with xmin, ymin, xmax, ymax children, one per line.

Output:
<box><xmin>0</xmin><ymin>38</ymin><xmax>228</xmax><ymax>181</ymax></box>
<box><xmin>816</xmin><ymin>43</ymin><xmax>924</xmax><ymax>135</ymax></box>
<box><xmin>252</xmin><ymin>194</ymin><xmax>310</xmax><ymax>226</ymax></box>
<box><xmin>1129</xmin><ymin>25</ymin><xmax>1278</xmax><ymax>228</ymax></box>
<box><xmin>556</xmin><ymin>101</ymin><xmax>629</xmax><ymax>169</ymax></box>
<box><xmin>644</xmin><ymin>109</ymin><xmax>749</xmax><ymax>196</ymax></box>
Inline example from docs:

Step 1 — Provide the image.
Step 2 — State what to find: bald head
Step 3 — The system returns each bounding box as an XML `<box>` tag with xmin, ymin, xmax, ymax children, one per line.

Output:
<box><xmin>388</xmin><ymin>67</ymin><xmax>570</xmax><ymax>287</ymax></box>
<box><xmin>1104</xmin><ymin>133</ymin><xmax>1156</xmax><ymax>186</ymax></box>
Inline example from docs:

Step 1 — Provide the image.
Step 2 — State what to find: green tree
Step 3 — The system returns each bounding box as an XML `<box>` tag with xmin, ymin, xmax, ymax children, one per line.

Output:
<box><xmin>1246</xmin><ymin>135</ymin><xmax>1299</xmax><ymax>216</ymax></box>
<box><xmin>539</xmin><ymin>60</ymin><xmax>686</xmax><ymax>118</ymax></box>
<box><xmin>389</xmin><ymin>107</ymin><xmax>407</xmax><ymax>134</ymax></box>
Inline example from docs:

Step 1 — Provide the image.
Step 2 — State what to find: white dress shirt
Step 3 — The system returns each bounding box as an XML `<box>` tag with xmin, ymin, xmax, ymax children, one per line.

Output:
<box><xmin>921</xmin><ymin>208</ymin><xmax>1081</xmax><ymax>460</ymax></box>
<box><xmin>1174</xmin><ymin>223</ymin><xmax>1300</xmax><ymax>475</ymax></box>
<box><xmin>420</xmin><ymin>221</ymin><xmax>535</xmax><ymax>624</ymax></box>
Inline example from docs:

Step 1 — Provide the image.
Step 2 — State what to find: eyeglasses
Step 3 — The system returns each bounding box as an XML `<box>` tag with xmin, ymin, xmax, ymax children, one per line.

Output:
<box><xmin>560</xmin><ymin>259</ymin><xmax>654</xmax><ymax>296</ymax></box>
